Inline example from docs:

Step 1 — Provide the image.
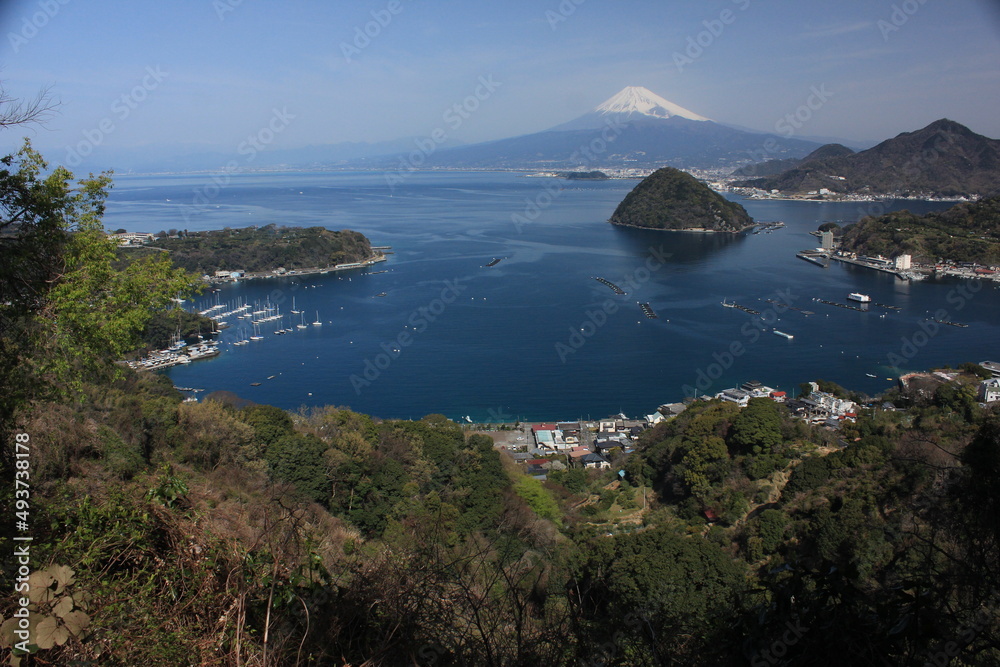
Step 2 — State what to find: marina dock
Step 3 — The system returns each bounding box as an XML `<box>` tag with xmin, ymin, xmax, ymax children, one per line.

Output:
<box><xmin>638</xmin><ymin>302</ymin><xmax>658</xmax><ymax>319</ymax></box>
<box><xmin>796</xmin><ymin>251</ymin><xmax>829</xmax><ymax>267</ymax></box>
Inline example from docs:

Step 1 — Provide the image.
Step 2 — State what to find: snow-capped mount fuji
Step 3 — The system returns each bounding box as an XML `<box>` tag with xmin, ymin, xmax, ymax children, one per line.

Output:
<box><xmin>551</xmin><ymin>86</ymin><xmax>711</xmax><ymax>131</ymax></box>
<box><xmin>405</xmin><ymin>85</ymin><xmax>822</xmax><ymax>169</ymax></box>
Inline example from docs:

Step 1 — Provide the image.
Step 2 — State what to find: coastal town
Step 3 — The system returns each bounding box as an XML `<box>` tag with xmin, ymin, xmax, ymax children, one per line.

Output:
<box><xmin>489</xmin><ymin>365</ymin><xmax>1000</xmax><ymax>480</ymax></box>
<box><xmin>795</xmin><ymin>229</ymin><xmax>1000</xmax><ymax>284</ymax></box>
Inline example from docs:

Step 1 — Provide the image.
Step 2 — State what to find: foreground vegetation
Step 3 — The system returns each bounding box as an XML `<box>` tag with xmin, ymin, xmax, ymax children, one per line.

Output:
<box><xmin>2</xmin><ymin>141</ymin><xmax>1000</xmax><ymax>666</ymax></box>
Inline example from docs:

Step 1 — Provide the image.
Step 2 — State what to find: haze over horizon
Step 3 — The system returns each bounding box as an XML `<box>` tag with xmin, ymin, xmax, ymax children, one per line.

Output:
<box><xmin>2</xmin><ymin>0</ymin><xmax>999</xmax><ymax>170</ymax></box>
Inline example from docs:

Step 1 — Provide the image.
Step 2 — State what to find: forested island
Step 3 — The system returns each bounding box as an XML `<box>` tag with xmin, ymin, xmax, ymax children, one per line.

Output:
<box><xmin>610</xmin><ymin>167</ymin><xmax>754</xmax><ymax>231</ymax></box>
<box><xmin>123</xmin><ymin>225</ymin><xmax>375</xmax><ymax>275</ymax></box>
<box><xmin>558</xmin><ymin>170</ymin><xmax>609</xmax><ymax>180</ymax></box>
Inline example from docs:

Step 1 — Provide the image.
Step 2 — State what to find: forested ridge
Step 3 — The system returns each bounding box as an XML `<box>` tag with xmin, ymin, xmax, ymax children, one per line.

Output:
<box><xmin>2</xmin><ymin>142</ymin><xmax>1000</xmax><ymax>666</ymax></box>
<box><xmin>840</xmin><ymin>195</ymin><xmax>1000</xmax><ymax>264</ymax></box>
<box><xmin>124</xmin><ymin>225</ymin><xmax>374</xmax><ymax>275</ymax></box>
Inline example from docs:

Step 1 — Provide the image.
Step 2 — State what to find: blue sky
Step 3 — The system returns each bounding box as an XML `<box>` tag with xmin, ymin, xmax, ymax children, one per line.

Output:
<box><xmin>1</xmin><ymin>0</ymin><xmax>999</xmax><ymax>165</ymax></box>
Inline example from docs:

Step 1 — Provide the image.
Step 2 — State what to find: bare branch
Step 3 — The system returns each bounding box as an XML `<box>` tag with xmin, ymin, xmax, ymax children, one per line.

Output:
<box><xmin>0</xmin><ymin>83</ymin><xmax>59</xmax><ymax>130</ymax></box>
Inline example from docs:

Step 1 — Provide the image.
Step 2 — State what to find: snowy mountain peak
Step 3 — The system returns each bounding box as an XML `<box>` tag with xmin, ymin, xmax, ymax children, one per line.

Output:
<box><xmin>594</xmin><ymin>86</ymin><xmax>710</xmax><ymax>122</ymax></box>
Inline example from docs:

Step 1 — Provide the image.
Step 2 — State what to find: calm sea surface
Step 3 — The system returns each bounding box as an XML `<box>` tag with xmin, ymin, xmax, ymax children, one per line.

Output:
<box><xmin>103</xmin><ymin>171</ymin><xmax>1000</xmax><ymax>421</ymax></box>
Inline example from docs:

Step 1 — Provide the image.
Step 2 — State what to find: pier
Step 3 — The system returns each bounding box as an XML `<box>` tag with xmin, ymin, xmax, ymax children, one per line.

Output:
<box><xmin>796</xmin><ymin>251</ymin><xmax>829</xmax><ymax>267</ymax></box>
<box><xmin>721</xmin><ymin>299</ymin><xmax>760</xmax><ymax>315</ymax></box>
<box><xmin>813</xmin><ymin>297</ymin><xmax>868</xmax><ymax>313</ymax></box>
<box><xmin>765</xmin><ymin>299</ymin><xmax>814</xmax><ymax>315</ymax></box>
<box><xmin>592</xmin><ymin>276</ymin><xmax>626</xmax><ymax>295</ymax></box>
<box><xmin>638</xmin><ymin>302</ymin><xmax>658</xmax><ymax>319</ymax></box>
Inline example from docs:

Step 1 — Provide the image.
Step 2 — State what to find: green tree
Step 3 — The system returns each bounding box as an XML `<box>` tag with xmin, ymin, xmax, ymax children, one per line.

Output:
<box><xmin>679</xmin><ymin>435</ymin><xmax>730</xmax><ymax>499</ymax></box>
<box><xmin>727</xmin><ymin>398</ymin><xmax>783</xmax><ymax>455</ymax></box>
<box><xmin>0</xmin><ymin>141</ymin><xmax>198</xmax><ymax>448</ymax></box>
<box><xmin>265</xmin><ymin>433</ymin><xmax>330</xmax><ymax>505</ymax></box>
<box><xmin>754</xmin><ymin>509</ymin><xmax>789</xmax><ymax>555</ymax></box>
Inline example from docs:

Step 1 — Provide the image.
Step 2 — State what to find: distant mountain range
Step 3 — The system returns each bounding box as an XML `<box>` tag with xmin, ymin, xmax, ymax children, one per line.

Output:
<box><xmin>64</xmin><ymin>89</ymin><xmax>998</xmax><ymax>185</ymax></box>
<box><xmin>70</xmin><ymin>86</ymin><xmax>827</xmax><ymax>174</ymax></box>
<box><xmin>733</xmin><ymin>119</ymin><xmax>1000</xmax><ymax>198</ymax></box>
<box><xmin>406</xmin><ymin>86</ymin><xmax>822</xmax><ymax>170</ymax></box>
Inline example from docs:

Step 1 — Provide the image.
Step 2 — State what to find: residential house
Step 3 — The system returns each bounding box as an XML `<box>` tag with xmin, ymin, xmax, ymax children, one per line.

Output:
<box><xmin>979</xmin><ymin>378</ymin><xmax>1000</xmax><ymax>403</ymax></box>
<box><xmin>580</xmin><ymin>453</ymin><xmax>610</xmax><ymax>469</ymax></box>
<box><xmin>717</xmin><ymin>388</ymin><xmax>750</xmax><ymax>407</ymax></box>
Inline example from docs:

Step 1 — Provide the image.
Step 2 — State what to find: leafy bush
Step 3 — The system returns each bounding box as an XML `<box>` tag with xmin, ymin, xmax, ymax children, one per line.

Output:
<box><xmin>514</xmin><ymin>476</ymin><xmax>561</xmax><ymax>522</ymax></box>
<box><xmin>783</xmin><ymin>456</ymin><xmax>831</xmax><ymax>497</ymax></box>
<box><xmin>97</xmin><ymin>425</ymin><xmax>145</xmax><ymax>479</ymax></box>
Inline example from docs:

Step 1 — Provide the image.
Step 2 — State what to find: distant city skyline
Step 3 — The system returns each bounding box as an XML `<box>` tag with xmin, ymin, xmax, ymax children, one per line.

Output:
<box><xmin>1</xmin><ymin>0</ymin><xmax>999</xmax><ymax>169</ymax></box>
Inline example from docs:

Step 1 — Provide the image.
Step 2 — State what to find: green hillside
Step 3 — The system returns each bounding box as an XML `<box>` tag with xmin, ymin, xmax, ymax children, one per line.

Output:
<box><xmin>841</xmin><ymin>195</ymin><xmax>1000</xmax><ymax>264</ymax></box>
<box><xmin>610</xmin><ymin>167</ymin><xmax>753</xmax><ymax>231</ymax></box>
<box><xmin>124</xmin><ymin>224</ymin><xmax>374</xmax><ymax>275</ymax></box>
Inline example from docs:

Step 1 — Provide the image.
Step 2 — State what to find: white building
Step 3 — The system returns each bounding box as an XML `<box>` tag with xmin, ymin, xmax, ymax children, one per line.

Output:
<box><xmin>895</xmin><ymin>254</ymin><xmax>912</xmax><ymax>270</ymax></box>
<box><xmin>809</xmin><ymin>391</ymin><xmax>856</xmax><ymax>417</ymax></box>
<box><xmin>108</xmin><ymin>232</ymin><xmax>154</xmax><ymax>246</ymax></box>
<box><xmin>979</xmin><ymin>378</ymin><xmax>1000</xmax><ymax>403</ymax></box>
<box><xmin>716</xmin><ymin>389</ymin><xmax>750</xmax><ymax>407</ymax></box>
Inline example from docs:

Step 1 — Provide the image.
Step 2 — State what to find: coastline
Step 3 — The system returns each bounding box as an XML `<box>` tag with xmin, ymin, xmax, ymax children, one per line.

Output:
<box><xmin>608</xmin><ymin>220</ymin><xmax>754</xmax><ymax>233</ymax></box>
<box><xmin>206</xmin><ymin>253</ymin><xmax>388</xmax><ymax>284</ymax></box>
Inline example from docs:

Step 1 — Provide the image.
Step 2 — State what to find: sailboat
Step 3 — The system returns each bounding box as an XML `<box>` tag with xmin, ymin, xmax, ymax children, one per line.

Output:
<box><xmin>291</xmin><ymin>297</ymin><xmax>301</xmax><ymax>314</ymax></box>
<box><xmin>233</xmin><ymin>326</ymin><xmax>249</xmax><ymax>345</ymax></box>
<box><xmin>297</xmin><ymin>311</ymin><xmax>308</xmax><ymax>330</ymax></box>
<box><xmin>250</xmin><ymin>321</ymin><xmax>263</xmax><ymax>341</ymax></box>
<box><xmin>312</xmin><ymin>310</ymin><xmax>322</xmax><ymax>326</ymax></box>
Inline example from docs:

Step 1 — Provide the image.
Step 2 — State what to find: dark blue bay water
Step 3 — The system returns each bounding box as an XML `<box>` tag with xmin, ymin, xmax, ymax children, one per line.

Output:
<box><xmin>104</xmin><ymin>171</ymin><xmax>1000</xmax><ymax>421</ymax></box>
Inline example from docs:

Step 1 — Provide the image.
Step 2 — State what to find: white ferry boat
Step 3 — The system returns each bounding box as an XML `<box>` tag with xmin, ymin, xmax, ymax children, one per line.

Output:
<box><xmin>847</xmin><ymin>293</ymin><xmax>872</xmax><ymax>303</ymax></box>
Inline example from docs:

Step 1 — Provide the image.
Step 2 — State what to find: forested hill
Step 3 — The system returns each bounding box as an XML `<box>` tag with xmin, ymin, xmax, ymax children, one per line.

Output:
<box><xmin>125</xmin><ymin>225</ymin><xmax>374</xmax><ymax>274</ymax></box>
<box><xmin>840</xmin><ymin>195</ymin><xmax>1000</xmax><ymax>264</ymax></box>
<box><xmin>609</xmin><ymin>167</ymin><xmax>753</xmax><ymax>231</ymax></box>
<box><xmin>734</xmin><ymin>118</ymin><xmax>1000</xmax><ymax>197</ymax></box>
